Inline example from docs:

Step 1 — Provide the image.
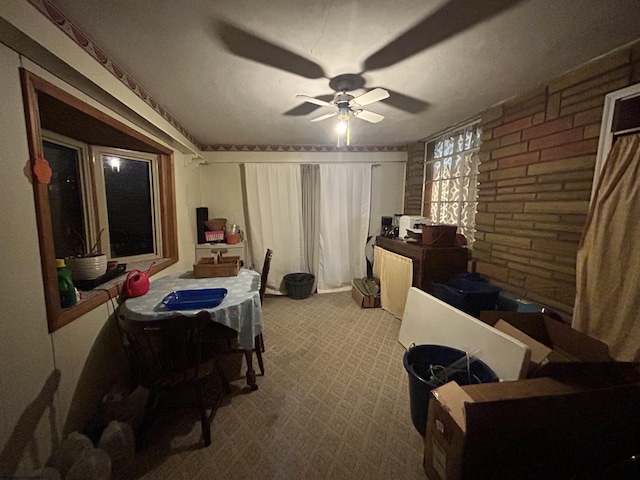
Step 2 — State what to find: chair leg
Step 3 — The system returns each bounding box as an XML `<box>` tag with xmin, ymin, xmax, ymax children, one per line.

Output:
<box><xmin>254</xmin><ymin>335</ymin><xmax>265</xmax><ymax>376</ymax></box>
<box><xmin>136</xmin><ymin>389</ymin><xmax>158</xmax><ymax>451</ymax></box>
<box><xmin>259</xmin><ymin>333</ymin><xmax>265</xmax><ymax>352</ymax></box>
<box><xmin>215</xmin><ymin>358</ymin><xmax>231</xmax><ymax>394</ymax></box>
<box><xmin>196</xmin><ymin>381</ymin><xmax>211</xmax><ymax>447</ymax></box>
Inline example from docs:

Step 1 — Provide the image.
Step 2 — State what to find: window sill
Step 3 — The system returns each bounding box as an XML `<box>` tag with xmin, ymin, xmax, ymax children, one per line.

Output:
<box><xmin>55</xmin><ymin>257</ymin><xmax>175</xmax><ymax>331</ymax></box>
<box><xmin>21</xmin><ymin>69</ymin><xmax>179</xmax><ymax>334</ymax></box>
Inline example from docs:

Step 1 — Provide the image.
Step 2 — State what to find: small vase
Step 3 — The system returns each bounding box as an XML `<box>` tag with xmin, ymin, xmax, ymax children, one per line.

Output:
<box><xmin>65</xmin><ymin>254</ymin><xmax>108</xmax><ymax>281</ymax></box>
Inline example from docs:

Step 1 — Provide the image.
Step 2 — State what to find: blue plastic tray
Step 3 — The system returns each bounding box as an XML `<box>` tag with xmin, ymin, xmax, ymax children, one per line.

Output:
<box><xmin>160</xmin><ymin>288</ymin><xmax>227</xmax><ymax>311</ymax></box>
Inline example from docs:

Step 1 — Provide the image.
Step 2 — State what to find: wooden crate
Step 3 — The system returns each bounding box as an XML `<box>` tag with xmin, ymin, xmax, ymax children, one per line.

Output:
<box><xmin>193</xmin><ymin>256</ymin><xmax>241</xmax><ymax>278</ymax></box>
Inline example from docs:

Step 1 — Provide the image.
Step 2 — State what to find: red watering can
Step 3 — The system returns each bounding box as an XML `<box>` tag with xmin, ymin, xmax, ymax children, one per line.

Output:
<box><xmin>123</xmin><ymin>262</ymin><xmax>155</xmax><ymax>298</ymax></box>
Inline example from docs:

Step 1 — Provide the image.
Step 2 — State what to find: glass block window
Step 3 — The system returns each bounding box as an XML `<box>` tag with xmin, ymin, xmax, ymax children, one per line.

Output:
<box><xmin>422</xmin><ymin>122</ymin><xmax>481</xmax><ymax>246</ymax></box>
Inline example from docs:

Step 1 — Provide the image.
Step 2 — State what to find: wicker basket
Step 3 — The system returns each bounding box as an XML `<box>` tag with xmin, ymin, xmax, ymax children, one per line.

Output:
<box><xmin>193</xmin><ymin>255</ymin><xmax>240</xmax><ymax>278</ymax></box>
<box><xmin>204</xmin><ymin>218</ymin><xmax>227</xmax><ymax>231</ymax></box>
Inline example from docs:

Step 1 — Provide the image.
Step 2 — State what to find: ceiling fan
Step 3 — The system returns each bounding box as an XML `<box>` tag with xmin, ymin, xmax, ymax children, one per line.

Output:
<box><xmin>216</xmin><ymin>0</ymin><xmax>523</xmax><ymax>144</ymax></box>
<box><xmin>217</xmin><ymin>0</ymin><xmax>523</xmax><ymax>120</ymax></box>
<box><xmin>296</xmin><ymin>86</ymin><xmax>390</xmax><ymax>125</ymax></box>
<box><xmin>295</xmin><ymin>76</ymin><xmax>389</xmax><ymax>145</ymax></box>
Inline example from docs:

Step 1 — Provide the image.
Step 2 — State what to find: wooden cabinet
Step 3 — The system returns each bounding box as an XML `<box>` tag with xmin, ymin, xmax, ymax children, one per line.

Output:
<box><xmin>376</xmin><ymin>236</ymin><xmax>469</xmax><ymax>293</ymax></box>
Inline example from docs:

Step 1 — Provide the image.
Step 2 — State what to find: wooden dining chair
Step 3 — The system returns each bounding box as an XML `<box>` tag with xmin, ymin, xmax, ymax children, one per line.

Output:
<box><xmin>118</xmin><ymin>312</ymin><xmax>229</xmax><ymax>449</ymax></box>
<box><xmin>259</xmin><ymin>248</ymin><xmax>273</xmax><ymax>304</ymax></box>
<box><xmin>200</xmin><ymin>249</ymin><xmax>272</xmax><ymax>382</ymax></box>
<box><xmin>256</xmin><ymin>248</ymin><xmax>273</xmax><ymax>359</ymax></box>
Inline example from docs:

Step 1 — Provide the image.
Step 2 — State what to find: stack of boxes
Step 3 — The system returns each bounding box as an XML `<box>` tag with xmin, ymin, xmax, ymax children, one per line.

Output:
<box><xmin>421</xmin><ymin>311</ymin><xmax>640</xmax><ymax>480</ymax></box>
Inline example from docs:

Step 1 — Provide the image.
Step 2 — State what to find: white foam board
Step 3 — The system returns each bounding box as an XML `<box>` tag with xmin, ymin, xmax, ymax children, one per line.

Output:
<box><xmin>399</xmin><ymin>287</ymin><xmax>531</xmax><ymax>380</ymax></box>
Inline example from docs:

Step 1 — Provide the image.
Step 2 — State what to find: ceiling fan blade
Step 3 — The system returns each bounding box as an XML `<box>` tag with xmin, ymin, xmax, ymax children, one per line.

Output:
<box><xmin>284</xmin><ymin>94</ymin><xmax>334</xmax><ymax>116</ymax></box>
<box><xmin>217</xmin><ymin>21</ymin><xmax>325</xmax><ymax>79</ymax></box>
<box><xmin>311</xmin><ymin>111</ymin><xmax>338</xmax><ymax>122</ymax></box>
<box><xmin>375</xmin><ymin>87</ymin><xmax>430</xmax><ymax>113</ymax></box>
<box><xmin>349</xmin><ymin>88</ymin><xmax>389</xmax><ymax>108</ymax></box>
<box><xmin>353</xmin><ymin>109</ymin><xmax>384</xmax><ymax>124</ymax></box>
<box><xmin>363</xmin><ymin>0</ymin><xmax>524</xmax><ymax>71</ymax></box>
<box><xmin>296</xmin><ymin>95</ymin><xmax>334</xmax><ymax>108</ymax></box>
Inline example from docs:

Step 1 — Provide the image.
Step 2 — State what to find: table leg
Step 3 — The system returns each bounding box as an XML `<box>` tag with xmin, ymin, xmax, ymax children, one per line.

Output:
<box><xmin>243</xmin><ymin>349</ymin><xmax>258</xmax><ymax>390</ymax></box>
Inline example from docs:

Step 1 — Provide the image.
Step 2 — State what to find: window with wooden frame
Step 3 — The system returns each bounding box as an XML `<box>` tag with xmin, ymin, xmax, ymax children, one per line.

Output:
<box><xmin>42</xmin><ymin>136</ymin><xmax>164</xmax><ymax>264</ymax></box>
<box><xmin>21</xmin><ymin>69</ymin><xmax>178</xmax><ymax>332</ymax></box>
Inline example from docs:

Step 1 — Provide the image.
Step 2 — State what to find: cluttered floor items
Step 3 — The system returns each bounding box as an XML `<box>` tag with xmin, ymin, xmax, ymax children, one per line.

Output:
<box><xmin>351</xmin><ymin>277</ymin><xmax>381</xmax><ymax>308</ymax></box>
<box><xmin>401</xmin><ymin>288</ymin><xmax>640</xmax><ymax>479</ymax></box>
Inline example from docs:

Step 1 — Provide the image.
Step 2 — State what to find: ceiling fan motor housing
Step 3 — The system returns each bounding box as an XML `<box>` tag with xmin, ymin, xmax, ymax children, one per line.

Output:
<box><xmin>329</xmin><ymin>73</ymin><xmax>365</xmax><ymax>93</ymax></box>
<box><xmin>334</xmin><ymin>92</ymin><xmax>355</xmax><ymax>107</ymax></box>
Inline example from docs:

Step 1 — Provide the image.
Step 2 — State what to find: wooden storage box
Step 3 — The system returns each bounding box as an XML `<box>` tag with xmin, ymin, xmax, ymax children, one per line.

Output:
<box><xmin>193</xmin><ymin>256</ymin><xmax>241</xmax><ymax>278</ymax></box>
<box><xmin>421</xmin><ymin>224</ymin><xmax>457</xmax><ymax>246</ymax></box>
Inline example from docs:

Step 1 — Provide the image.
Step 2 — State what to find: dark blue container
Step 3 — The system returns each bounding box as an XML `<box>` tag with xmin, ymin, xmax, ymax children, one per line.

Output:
<box><xmin>432</xmin><ymin>279</ymin><xmax>502</xmax><ymax>317</ymax></box>
<box><xmin>449</xmin><ymin>272</ymin><xmax>489</xmax><ymax>283</ymax></box>
<box><xmin>403</xmin><ymin>344</ymin><xmax>498</xmax><ymax>436</ymax></box>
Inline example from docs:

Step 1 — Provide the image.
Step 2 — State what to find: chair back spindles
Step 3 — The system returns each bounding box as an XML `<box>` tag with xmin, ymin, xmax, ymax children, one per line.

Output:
<box><xmin>117</xmin><ymin>314</ymin><xmax>225</xmax><ymax>448</ymax></box>
<box><xmin>259</xmin><ymin>248</ymin><xmax>273</xmax><ymax>304</ymax></box>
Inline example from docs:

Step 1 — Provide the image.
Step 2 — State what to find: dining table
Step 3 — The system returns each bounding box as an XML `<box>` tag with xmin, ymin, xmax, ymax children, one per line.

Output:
<box><xmin>119</xmin><ymin>268</ymin><xmax>263</xmax><ymax>389</ymax></box>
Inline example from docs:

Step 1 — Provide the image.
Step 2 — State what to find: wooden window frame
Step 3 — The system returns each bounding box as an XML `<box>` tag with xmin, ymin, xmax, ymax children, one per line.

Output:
<box><xmin>592</xmin><ymin>83</ymin><xmax>640</xmax><ymax>201</ymax></box>
<box><xmin>20</xmin><ymin>68</ymin><xmax>178</xmax><ymax>332</ymax></box>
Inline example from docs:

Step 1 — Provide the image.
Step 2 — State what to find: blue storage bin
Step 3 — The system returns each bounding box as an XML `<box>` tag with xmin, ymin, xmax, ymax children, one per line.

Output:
<box><xmin>449</xmin><ymin>272</ymin><xmax>489</xmax><ymax>283</ymax></box>
<box><xmin>432</xmin><ymin>279</ymin><xmax>502</xmax><ymax>317</ymax></box>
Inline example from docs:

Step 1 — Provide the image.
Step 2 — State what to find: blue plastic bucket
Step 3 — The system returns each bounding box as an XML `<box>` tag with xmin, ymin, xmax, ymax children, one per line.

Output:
<box><xmin>403</xmin><ymin>344</ymin><xmax>498</xmax><ymax>436</ymax></box>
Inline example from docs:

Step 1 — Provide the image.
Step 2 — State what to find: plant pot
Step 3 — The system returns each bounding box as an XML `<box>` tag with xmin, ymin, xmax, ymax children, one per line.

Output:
<box><xmin>65</xmin><ymin>254</ymin><xmax>108</xmax><ymax>281</ymax></box>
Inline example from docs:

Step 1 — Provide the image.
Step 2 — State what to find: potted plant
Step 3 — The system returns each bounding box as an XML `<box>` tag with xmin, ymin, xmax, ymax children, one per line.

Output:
<box><xmin>64</xmin><ymin>228</ymin><xmax>108</xmax><ymax>281</ymax></box>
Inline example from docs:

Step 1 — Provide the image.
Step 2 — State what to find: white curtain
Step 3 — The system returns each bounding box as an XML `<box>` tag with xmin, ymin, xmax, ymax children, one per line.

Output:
<box><xmin>318</xmin><ymin>164</ymin><xmax>372</xmax><ymax>292</ymax></box>
<box><xmin>244</xmin><ymin>164</ymin><xmax>305</xmax><ymax>291</ymax></box>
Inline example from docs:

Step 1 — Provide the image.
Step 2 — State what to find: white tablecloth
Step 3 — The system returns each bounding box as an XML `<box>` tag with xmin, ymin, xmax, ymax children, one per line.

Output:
<box><xmin>120</xmin><ymin>269</ymin><xmax>262</xmax><ymax>350</ymax></box>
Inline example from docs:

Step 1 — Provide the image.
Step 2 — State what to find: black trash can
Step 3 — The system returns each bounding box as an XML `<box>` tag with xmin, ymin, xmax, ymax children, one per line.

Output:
<box><xmin>403</xmin><ymin>344</ymin><xmax>498</xmax><ymax>436</ymax></box>
<box><xmin>283</xmin><ymin>273</ymin><xmax>315</xmax><ymax>299</ymax></box>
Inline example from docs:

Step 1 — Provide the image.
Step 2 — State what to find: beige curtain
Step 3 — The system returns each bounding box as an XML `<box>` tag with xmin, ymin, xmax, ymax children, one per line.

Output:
<box><xmin>573</xmin><ymin>133</ymin><xmax>640</xmax><ymax>361</ymax></box>
<box><xmin>374</xmin><ymin>246</ymin><xmax>413</xmax><ymax>319</ymax></box>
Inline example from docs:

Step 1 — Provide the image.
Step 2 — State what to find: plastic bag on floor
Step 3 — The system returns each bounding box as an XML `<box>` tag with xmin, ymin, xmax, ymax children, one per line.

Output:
<box><xmin>47</xmin><ymin>431</ymin><xmax>93</xmax><ymax>478</ymax></box>
<box><xmin>30</xmin><ymin>467</ymin><xmax>61</xmax><ymax>480</ymax></box>
<box><xmin>66</xmin><ymin>448</ymin><xmax>111</xmax><ymax>480</ymax></box>
<box><xmin>97</xmin><ymin>420</ymin><xmax>135</xmax><ymax>474</ymax></box>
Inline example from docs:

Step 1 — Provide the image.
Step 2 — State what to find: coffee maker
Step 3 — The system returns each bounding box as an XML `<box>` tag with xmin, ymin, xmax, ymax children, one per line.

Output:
<box><xmin>381</xmin><ymin>216</ymin><xmax>394</xmax><ymax>238</ymax></box>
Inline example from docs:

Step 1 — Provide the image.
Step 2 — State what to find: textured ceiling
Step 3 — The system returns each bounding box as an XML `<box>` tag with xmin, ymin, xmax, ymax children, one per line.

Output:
<box><xmin>46</xmin><ymin>0</ymin><xmax>640</xmax><ymax>148</ymax></box>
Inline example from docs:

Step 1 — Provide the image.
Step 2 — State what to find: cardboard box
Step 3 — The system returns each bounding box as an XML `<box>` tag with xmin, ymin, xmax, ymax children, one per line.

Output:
<box><xmin>351</xmin><ymin>280</ymin><xmax>380</xmax><ymax>308</ymax></box>
<box><xmin>478</xmin><ymin>311</ymin><xmax>612</xmax><ymax>374</ymax></box>
<box><xmin>424</xmin><ymin>367</ymin><xmax>640</xmax><ymax>480</ymax></box>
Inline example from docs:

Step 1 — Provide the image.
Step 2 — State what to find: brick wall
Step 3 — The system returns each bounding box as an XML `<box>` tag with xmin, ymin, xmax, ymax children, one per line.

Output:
<box><xmin>474</xmin><ymin>40</ymin><xmax>640</xmax><ymax>316</ymax></box>
<box><xmin>404</xmin><ymin>142</ymin><xmax>425</xmax><ymax>215</ymax></box>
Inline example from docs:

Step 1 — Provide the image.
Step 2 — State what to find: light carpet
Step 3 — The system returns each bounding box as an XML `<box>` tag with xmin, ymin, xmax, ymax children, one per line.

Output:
<box><xmin>115</xmin><ymin>291</ymin><xmax>426</xmax><ymax>479</ymax></box>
